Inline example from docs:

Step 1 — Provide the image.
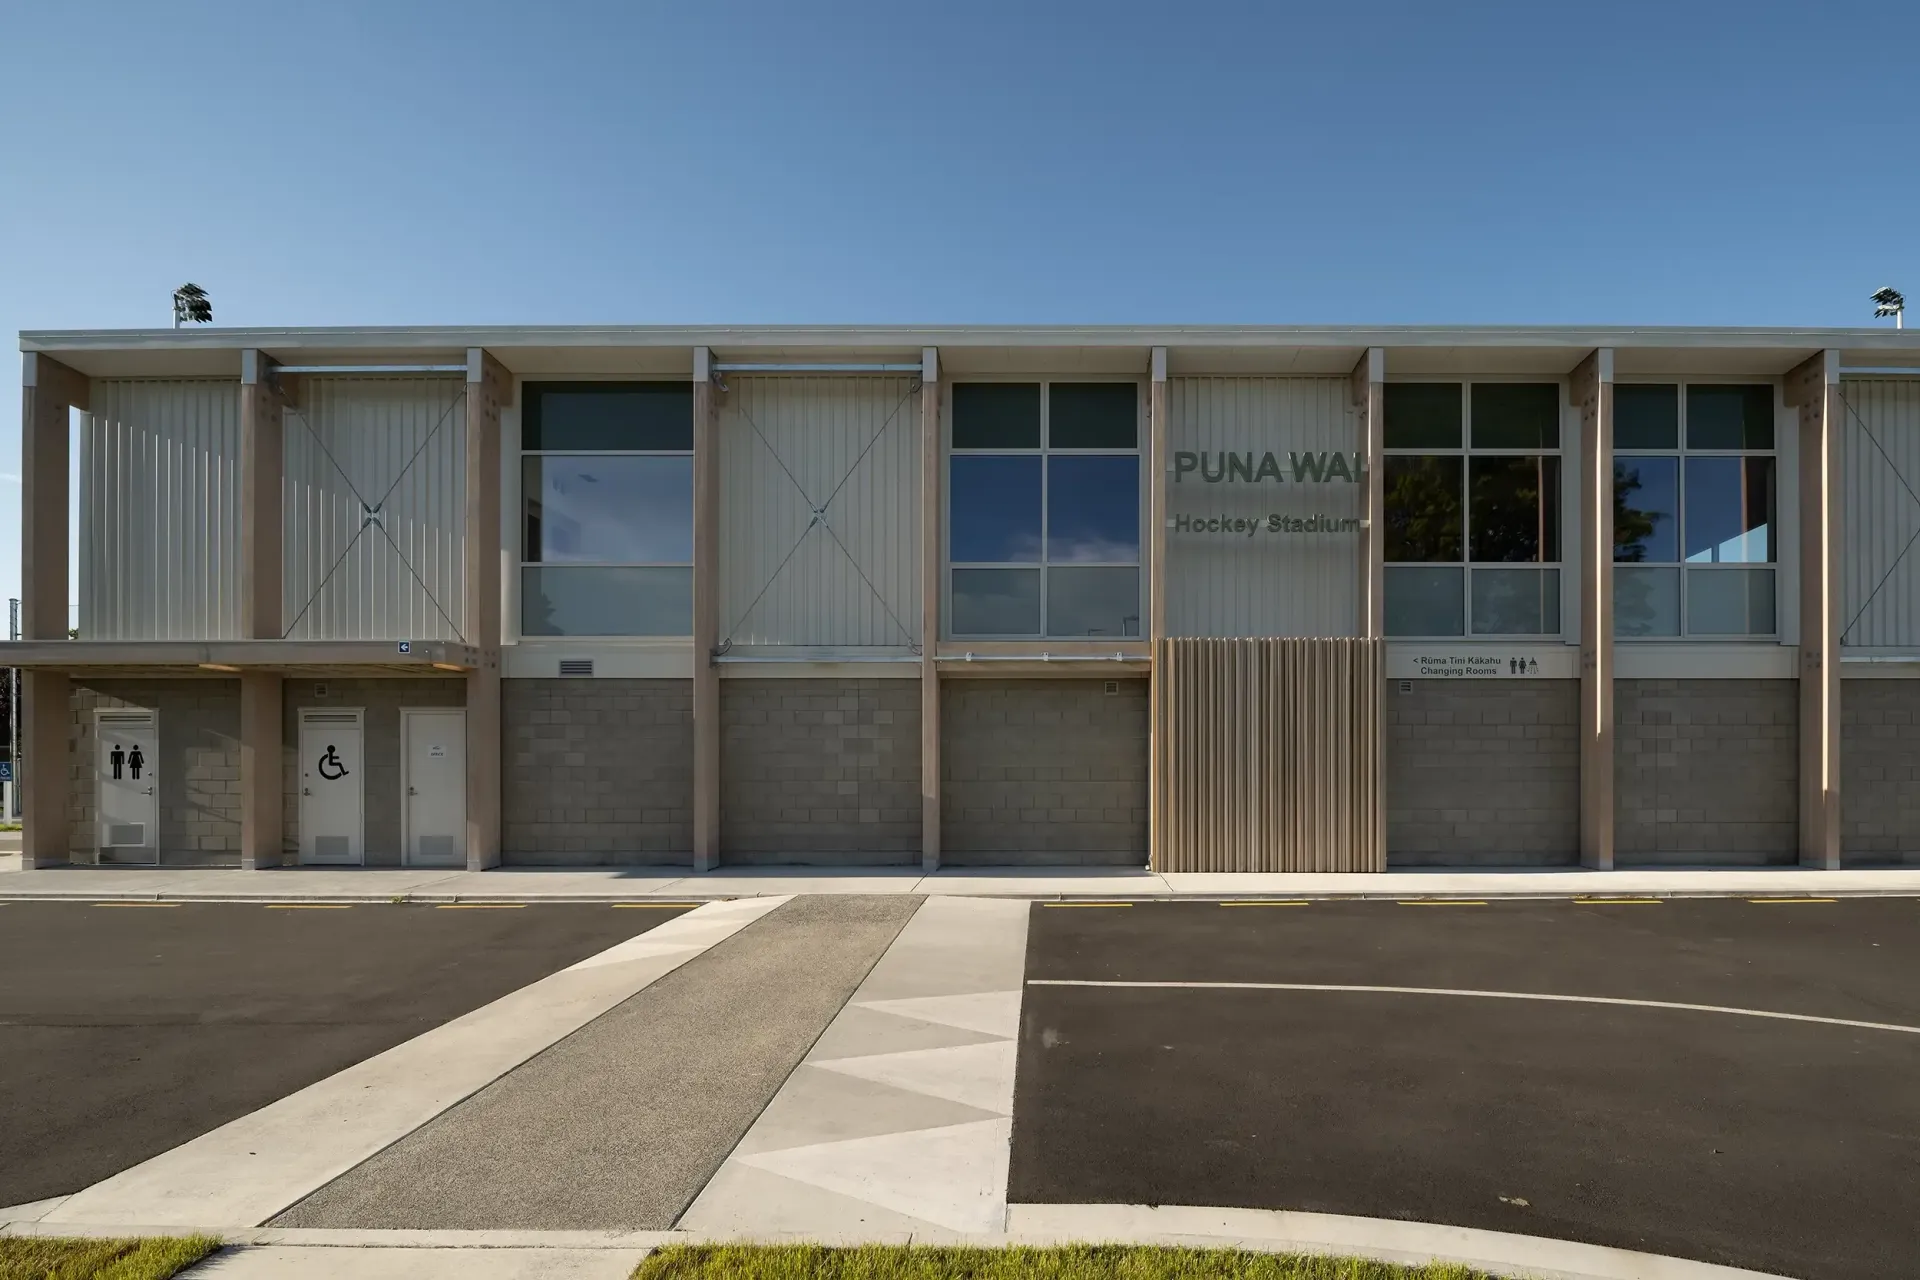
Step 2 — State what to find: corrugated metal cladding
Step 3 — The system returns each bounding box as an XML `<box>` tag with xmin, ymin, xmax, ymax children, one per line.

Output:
<box><xmin>1155</xmin><ymin>637</ymin><xmax>1384</xmax><ymax>872</ymax></box>
<box><xmin>1841</xmin><ymin>379</ymin><xmax>1920</xmax><ymax>649</ymax></box>
<box><xmin>282</xmin><ymin>377</ymin><xmax>467</xmax><ymax>641</ymax></box>
<box><xmin>81</xmin><ymin>380</ymin><xmax>242</xmax><ymax>640</ymax></box>
<box><xmin>1165</xmin><ymin>378</ymin><xmax>1360</xmax><ymax>637</ymax></box>
<box><xmin>718</xmin><ymin>376</ymin><xmax>921</xmax><ymax>648</ymax></box>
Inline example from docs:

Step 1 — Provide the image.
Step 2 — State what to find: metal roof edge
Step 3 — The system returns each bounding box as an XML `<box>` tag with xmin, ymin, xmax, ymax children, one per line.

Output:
<box><xmin>20</xmin><ymin>323</ymin><xmax>1920</xmax><ymax>353</ymax></box>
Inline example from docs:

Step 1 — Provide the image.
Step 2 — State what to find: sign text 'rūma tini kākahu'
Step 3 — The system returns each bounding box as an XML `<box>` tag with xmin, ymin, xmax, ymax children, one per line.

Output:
<box><xmin>1170</xmin><ymin>450</ymin><xmax>1364</xmax><ymax>538</ymax></box>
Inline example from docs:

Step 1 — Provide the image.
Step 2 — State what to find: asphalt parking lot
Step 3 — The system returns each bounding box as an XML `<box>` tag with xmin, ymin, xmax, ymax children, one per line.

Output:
<box><xmin>1010</xmin><ymin>897</ymin><xmax>1920</xmax><ymax>1280</ymax></box>
<box><xmin>0</xmin><ymin>900</ymin><xmax>686</xmax><ymax>1209</ymax></box>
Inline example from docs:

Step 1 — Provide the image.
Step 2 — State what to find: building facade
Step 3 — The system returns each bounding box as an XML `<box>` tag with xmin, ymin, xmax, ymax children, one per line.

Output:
<box><xmin>12</xmin><ymin>326</ymin><xmax>1920</xmax><ymax>872</ymax></box>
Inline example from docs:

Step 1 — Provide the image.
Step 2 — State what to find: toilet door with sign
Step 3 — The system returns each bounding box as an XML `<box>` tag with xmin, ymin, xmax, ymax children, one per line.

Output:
<box><xmin>402</xmin><ymin>708</ymin><xmax>466</xmax><ymax>867</ymax></box>
<box><xmin>97</xmin><ymin>709</ymin><xmax>159</xmax><ymax>865</ymax></box>
<box><xmin>298</xmin><ymin>709</ymin><xmax>364</xmax><ymax>865</ymax></box>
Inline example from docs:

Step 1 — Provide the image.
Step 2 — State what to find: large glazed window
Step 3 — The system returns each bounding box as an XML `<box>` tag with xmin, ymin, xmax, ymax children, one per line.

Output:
<box><xmin>948</xmin><ymin>381</ymin><xmax>1142</xmax><ymax>638</ymax></box>
<box><xmin>520</xmin><ymin>382</ymin><xmax>694</xmax><ymax>636</ymax></box>
<box><xmin>1613</xmin><ymin>383</ymin><xmax>1777</xmax><ymax>638</ymax></box>
<box><xmin>1383</xmin><ymin>382</ymin><xmax>1563</xmax><ymax>637</ymax></box>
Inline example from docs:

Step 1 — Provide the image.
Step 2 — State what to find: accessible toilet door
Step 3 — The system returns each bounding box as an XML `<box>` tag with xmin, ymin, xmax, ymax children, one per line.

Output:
<box><xmin>403</xmin><ymin>708</ymin><xmax>466</xmax><ymax>867</ymax></box>
<box><xmin>298</xmin><ymin>709</ymin><xmax>365</xmax><ymax>865</ymax></box>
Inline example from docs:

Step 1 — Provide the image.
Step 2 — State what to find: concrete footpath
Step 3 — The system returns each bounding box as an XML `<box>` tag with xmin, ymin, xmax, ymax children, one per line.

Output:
<box><xmin>4</xmin><ymin>859</ymin><xmax>1920</xmax><ymax>901</ymax></box>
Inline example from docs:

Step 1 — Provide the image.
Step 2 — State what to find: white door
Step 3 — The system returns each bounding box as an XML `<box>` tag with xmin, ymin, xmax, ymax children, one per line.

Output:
<box><xmin>299</xmin><ymin>709</ymin><xmax>364</xmax><ymax>865</ymax></box>
<box><xmin>403</xmin><ymin>709</ymin><xmax>466</xmax><ymax>867</ymax></box>
<box><xmin>97</xmin><ymin>710</ymin><xmax>159</xmax><ymax>865</ymax></box>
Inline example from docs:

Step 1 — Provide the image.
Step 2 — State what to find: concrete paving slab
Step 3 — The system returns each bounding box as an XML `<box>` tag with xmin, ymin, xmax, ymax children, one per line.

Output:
<box><xmin>275</xmin><ymin>895</ymin><xmax>923</xmax><ymax>1231</ymax></box>
<box><xmin>682</xmin><ymin>896</ymin><xmax>1029</xmax><ymax>1236</ymax></box>
<box><xmin>40</xmin><ymin>898</ymin><xmax>783</xmax><ymax>1229</ymax></box>
<box><xmin>185</xmin><ymin>1244</ymin><xmax>648</xmax><ymax>1280</ymax></box>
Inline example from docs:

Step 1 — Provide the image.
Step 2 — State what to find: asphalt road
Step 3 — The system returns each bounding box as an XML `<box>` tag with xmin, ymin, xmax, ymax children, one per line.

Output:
<box><xmin>1011</xmin><ymin>898</ymin><xmax>1920</xmax><ymax>1280</ymax></box>
<box><xmin>0</xmin><ymin>900</ymin><xmax>686</xmax><ymax>1208</ymax></box>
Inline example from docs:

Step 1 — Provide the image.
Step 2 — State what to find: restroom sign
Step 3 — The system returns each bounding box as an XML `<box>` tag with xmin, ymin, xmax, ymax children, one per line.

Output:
<box><xmin>1387</xmin><ymin>649</ymin><xmax>1577</xmax><ymax>680</ymax></box>
<box><xmin>316</xmin><ymin>744</ymin><xmax>351</xmax><ymax>781</ymax></box>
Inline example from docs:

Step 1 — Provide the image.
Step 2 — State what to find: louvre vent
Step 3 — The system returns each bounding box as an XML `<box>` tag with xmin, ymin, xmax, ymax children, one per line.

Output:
<box><xmin>559</xmin><ymin>659</ymin><xmax>595</xmax><ymax>678</ymax></box>
<box><xmin>1103</xmin><ymin>681</ymin><xmax>1119</xmax><ymax>695</ymax></box>
<box><xmin>314</xmin><ymin>835</ymin><xmax>351</xmax><ymax>859</ymax></box>
<box><xmin>419</xmin><ymin>834</ymin><xmax>459</xmax><ymax>862</ymax></box>
<box><xmin>106</xmin><ymin>823</ymin><xmax>147</xmax><ymax>846</ymax></box>
<box><xmin>302</xmin><ymin>712</ymin><xmax>360</xmax><ymax>725</ymax></box>
<box><xmin>99</xmin><ymin>712</ymin><xmax>154</xmax><ymax>726</ymax></box>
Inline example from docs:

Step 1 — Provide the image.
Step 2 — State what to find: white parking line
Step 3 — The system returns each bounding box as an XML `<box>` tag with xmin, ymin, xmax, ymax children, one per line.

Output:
<box><xmin>1026</xmin><ymin>980</ymin><xmax>1920</xmax><ymax>1037</ymax></box>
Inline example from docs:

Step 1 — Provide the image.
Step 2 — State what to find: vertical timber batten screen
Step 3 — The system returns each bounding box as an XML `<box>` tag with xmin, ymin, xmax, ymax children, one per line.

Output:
<box><xmin>1157</xmin><ymin>636</ymin><xmax>1384</xmax><ymax>872</ymax></box>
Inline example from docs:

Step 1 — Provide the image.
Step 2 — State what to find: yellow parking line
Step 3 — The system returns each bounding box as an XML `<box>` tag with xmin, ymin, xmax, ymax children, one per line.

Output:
<box><xmin>612</xmin><ymin>902</ymin><xmax>702</xmax><ymax>908</ymax></box>
<box><xmin>1750</xmin><ymin>898</ymin><xmax>1837</xmax><ymax>904</ymax></box>
<box><xmin>1043</xmin><ymin>902</ymin><xmax>1133</xmax><ymax>908</ymax></box>
<box><xmin>435</xmin><ymin>903</ymin><xmax>526</xmax><ymax>910</ymax></box>
<box><xmin>1398</xmin><ymin>900</ymin><xmax>1487</xmax><ymax>906</ymax></box>
<box><xmin>95</xmin><ymin>902</ymin><xmax>179</xmax><ymax>908</ymax></box>
<box><xmin>265</xmin><ymin>903</ymin><xmax>353</xmax><ymax>909</ymax></box>
<box><xmin>1220</xmin><ymin>900</ymin><xmax>1311</xmax><ymax>907</ymax></box>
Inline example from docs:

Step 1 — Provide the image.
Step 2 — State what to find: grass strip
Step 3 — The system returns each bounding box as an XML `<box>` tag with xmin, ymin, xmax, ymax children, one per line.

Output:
<box><xmin>0</xmin><ymin>1235</ymin><xmax>220</xmax><ymax>1280</ymax></box>
<box><xmin>633</xmin><ymin>1244</ymin><xmax>1495</xmax><ymax>1280</ymax></box>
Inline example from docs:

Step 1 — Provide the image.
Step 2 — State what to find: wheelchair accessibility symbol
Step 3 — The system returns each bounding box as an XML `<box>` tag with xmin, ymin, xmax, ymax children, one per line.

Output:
<box><xmin>317</xmin><ymin>744</ymin><xmax>350</xmax><ymax>782</ymax></box>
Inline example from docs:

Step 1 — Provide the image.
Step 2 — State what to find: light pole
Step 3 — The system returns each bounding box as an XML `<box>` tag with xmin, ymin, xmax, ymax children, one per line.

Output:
<box><xmin>1873</xmin><ymin>286</ymin><xmax>1906</xmax><ymax>329</ymax></box>
<box><xmin>172</xmin><ymin>283</ymin><xmax>213</xmax><ymax>328</ymax></box>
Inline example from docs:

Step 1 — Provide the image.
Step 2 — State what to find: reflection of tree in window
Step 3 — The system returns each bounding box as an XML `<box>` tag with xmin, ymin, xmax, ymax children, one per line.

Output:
<box><xmin>1383</xmin><ymin>456</ymin><xmax>1462</xmax><ymax>562</ymax></box>
<box><xmin>1613</xmin><ymin>467</ymin><xmax>1659</xmax><ymax>562</ymax></box>
<box><xmin>1470</xmin><ymin>457</ymin><xmax>1559</xmax><ymax>562</ymax></box>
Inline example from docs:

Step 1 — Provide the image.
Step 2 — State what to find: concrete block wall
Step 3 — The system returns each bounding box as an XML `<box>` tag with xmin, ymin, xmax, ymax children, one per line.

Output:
<box><xmin>941</xmin><ymin>677</ymin><xmax>1148</xmax><ymax>865</ymax></box>
<box><xmin>1614</xmin><ymin>678</ymin><xmax>1797</xmax><ymax>864</ymax></box>
<box><xmin>69</xmin><ymin>679</ymin><xmax>242</xmax><ymax>865</ymax></box>
<box><xmin>1841</xmin><ymin>678</ymin><xmax>1920</xmax><ymax>864</ymax></box>
<box><xmin>719</xmin><ymin>677</ymin><xmax>920</xmax><ymax>863</ymax></box>
<box><xmin>502</xmin><ymin>678</ymin><xmax>694</xmax><ymax>865</ymax></box>
<box><xmin>1384</xmin><ymin>679</ymin><xmax>1579</xmax><ymax>866</ymax></box>
<box><xmin>282</xmin><ymin>677</ymin><xmax>465</xmax><ymax>866</ymax></box>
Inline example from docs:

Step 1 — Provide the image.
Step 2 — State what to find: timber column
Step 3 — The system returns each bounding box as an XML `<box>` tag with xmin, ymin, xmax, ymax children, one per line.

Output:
<box><xmin>19</xmin><ymin>353</ymin><xmax>87</xmax><ymax>870</ymax></box>
<box><xmin>464</xmin><ymin>348</ymin><xmax>511</xmax><ymax>871</ymax></box>
<box><xmin>1787</xmin><ymin>350</ymin><xmax>1842</xmax><ymax>868</ymax></box>
<box><xmin>920</xmin><ymin>348</ymin><xmax>941</xmax><ymax>870</ymax></box>
<box><xmin>692</xmin><ymin>348</ymin><xmax>721</xmax><ymax>871</ymax></box>
<box><xmin>1350</xmin><ymin>347</ymin><xmax>1386</xmax><ymax>864</ymax></box>
<box><xmin>1147</xmin><ymin>347</ymin><xmax>1168</xmax><ymax>867</ymax></box>
<box><xmin>239</xmin><ymin>350</ymin><xmax>287</xmax><ymax>869</ymax></box>
<box><xmin>1572</xmin><ymin>349</ymin><xmax>1615</xmax><ymax>869</ymax></box>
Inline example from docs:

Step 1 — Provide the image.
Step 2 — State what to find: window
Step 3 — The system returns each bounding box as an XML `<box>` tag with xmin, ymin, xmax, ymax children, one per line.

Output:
<box><xmin>948</xmin><ymin>381</ymin><xmax>1141</xmax><ymax>638</ymax></box>
<box><xmin>1383</xmin><ymin>383</ymin><xmax>1563</xmax><ymax>637</ymax></box>
<box><xmin>1614</xmin><ymin>383</ymin><xmax>1776</xmax><ymax>638</ymax></box>
<box><xmin>520</xmin><ymin>382</ymin><xmax>694</xmax><ymax>636</ymax></box>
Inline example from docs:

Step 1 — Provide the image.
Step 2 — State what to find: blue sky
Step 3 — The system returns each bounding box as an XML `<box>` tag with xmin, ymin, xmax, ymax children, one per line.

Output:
<box><xmin>2</xmin><ymin>0</ymin><xmax>1916</xmax><ymax>612</ymax></box>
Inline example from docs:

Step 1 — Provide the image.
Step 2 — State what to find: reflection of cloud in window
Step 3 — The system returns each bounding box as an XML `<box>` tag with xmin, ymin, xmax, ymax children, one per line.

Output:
<box><xmin>1048</xmin><ymin>535</ymin><xmax>1137</xmax><ymax>563</ymax></box>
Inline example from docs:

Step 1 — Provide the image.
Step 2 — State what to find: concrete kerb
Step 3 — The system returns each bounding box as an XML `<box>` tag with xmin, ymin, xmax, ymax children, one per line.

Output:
<box><xmin>0</xmin><ymin>1216</ymin><xmax>1792</xmax><ymax>1280</ymax></box>
<box><xmin>4</xmin><ymin>868</ymin><xmax>1920</xmax><ymax>904</ymax></box>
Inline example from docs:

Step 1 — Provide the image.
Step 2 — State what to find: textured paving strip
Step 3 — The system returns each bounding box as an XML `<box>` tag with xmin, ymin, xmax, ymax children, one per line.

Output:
<box><xmin>275</xmin><ymin>895</ymin><xmax>924</xmax><ymax>1230</ymax></box>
